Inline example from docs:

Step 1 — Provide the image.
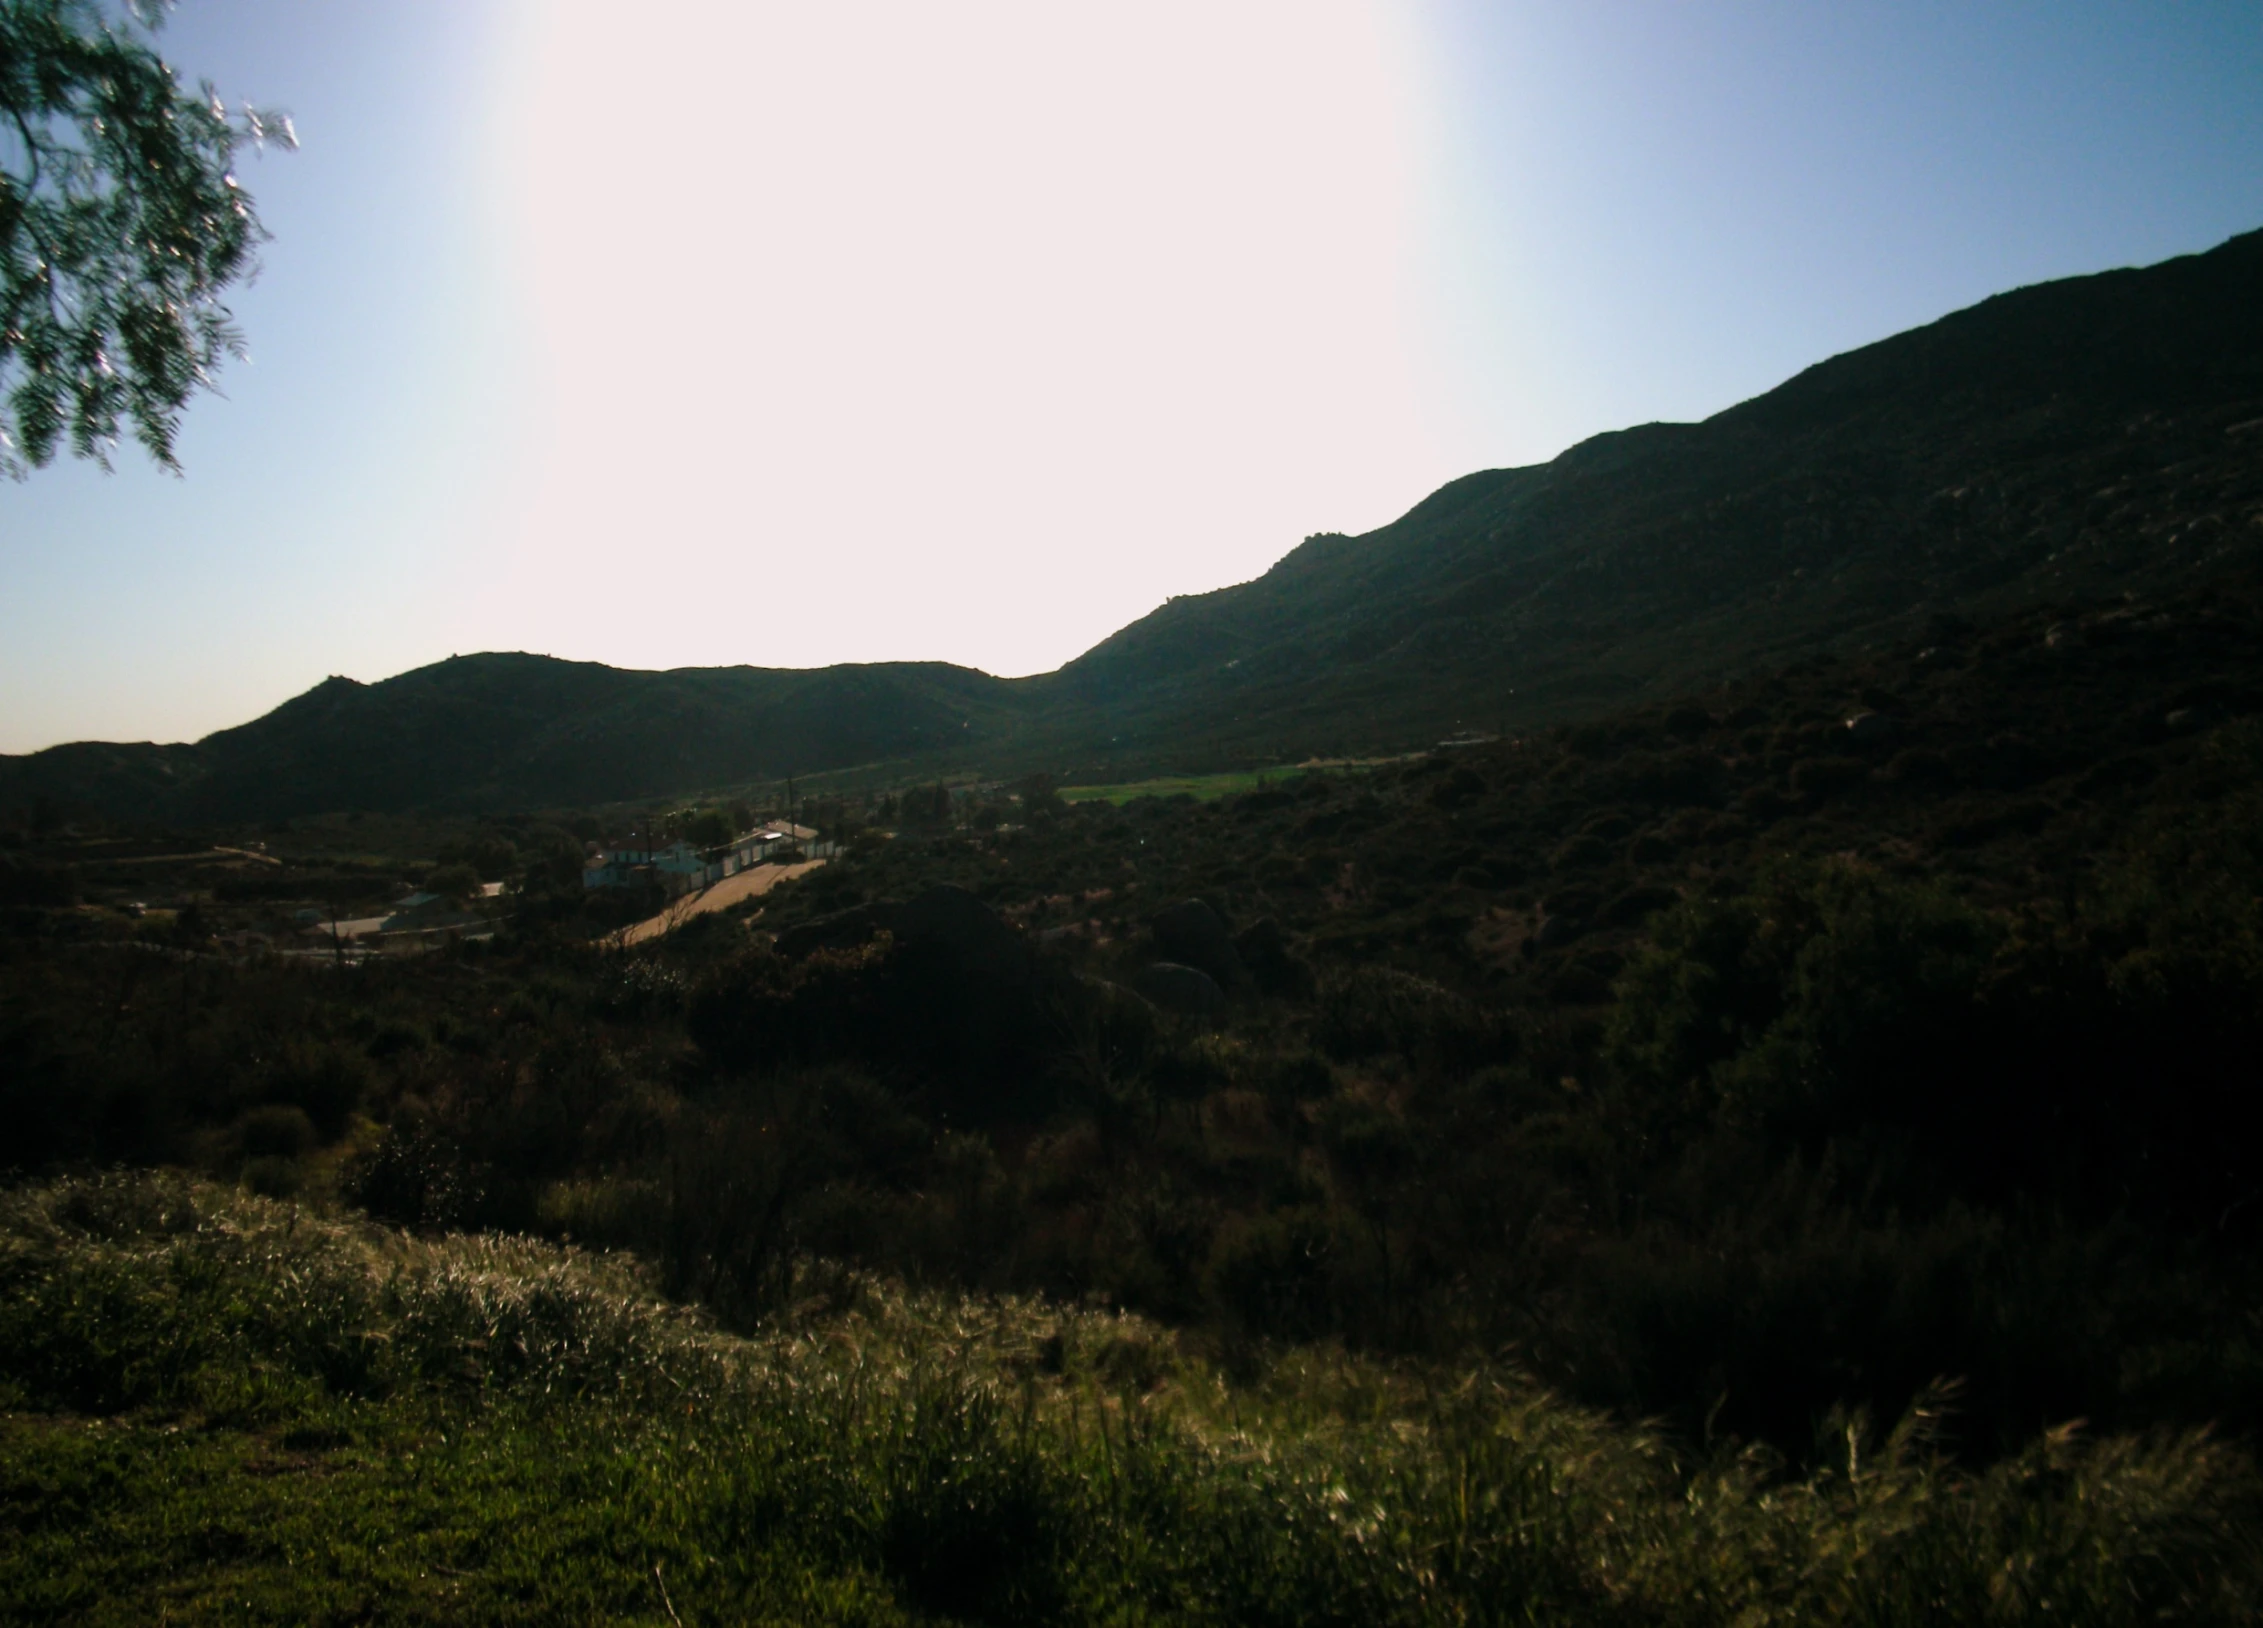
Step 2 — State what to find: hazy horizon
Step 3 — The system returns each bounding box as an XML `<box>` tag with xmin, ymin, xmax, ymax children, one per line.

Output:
<box><xmin>4</xmin><ymin>0</ymin><xmax>2261</xmax><ymax>755</ymax></box>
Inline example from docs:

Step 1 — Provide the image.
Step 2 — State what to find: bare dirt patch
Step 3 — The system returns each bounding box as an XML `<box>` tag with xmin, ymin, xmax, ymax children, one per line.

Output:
<box><xmin>612</xmin><ymin>860</ymin><xmax>826</xmax><ymax>947</ymax></box>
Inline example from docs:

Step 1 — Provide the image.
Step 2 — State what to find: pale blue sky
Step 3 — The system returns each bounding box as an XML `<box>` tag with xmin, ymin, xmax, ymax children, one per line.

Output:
<box><xmin>3</xmin><ymin>0</ymin><xmax>2259</xmax><ymax>753</ymax></box>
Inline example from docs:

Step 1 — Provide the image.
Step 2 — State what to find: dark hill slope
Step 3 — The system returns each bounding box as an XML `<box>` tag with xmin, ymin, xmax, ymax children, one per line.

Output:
<box><xmin>0</xmin><ymin>654</ymin><xmax>1021</xmax><ymax>821</ymax></box>
<box><xmin>1028</xmin><ymin>228</ymin><xmax>2263</xmax><ymax>763</ymax></box>
<box><xmin>8</xmin><ymin>228</ymin><xmax>2262</xmax><ymax>820</ymax></box>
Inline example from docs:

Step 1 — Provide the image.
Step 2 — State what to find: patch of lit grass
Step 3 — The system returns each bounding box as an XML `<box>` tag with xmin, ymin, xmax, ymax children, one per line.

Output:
<box><xmin>3</xmin><ymin>1174</ymin><xmax>2258</xmax><ymax>1626</ymax></box>
<box><xmin>1058</xmin><ymin>764</ymin><xmax>1375</xmax><ymax>806</ymax></box>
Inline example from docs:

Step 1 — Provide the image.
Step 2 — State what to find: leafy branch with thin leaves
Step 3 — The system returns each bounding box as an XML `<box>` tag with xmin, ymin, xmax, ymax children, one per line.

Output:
<box><xmin>0</xmin><ymin>0</ymin><xmax>291</xmax><ymax>476</ymax></box>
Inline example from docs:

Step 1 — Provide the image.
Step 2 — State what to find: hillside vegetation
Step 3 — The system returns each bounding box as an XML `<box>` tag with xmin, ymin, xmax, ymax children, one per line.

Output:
<box><xmin>1034</xmin><ymin>224</ymin><xmax>2263</xmax><ymax>764</ymax></box>
<box><xmin>6</xmin><ymin>229</ymin><xmax>2263</xmax><ymax>1620</ymax></box>
<box><xmin>0</xmin><ymin>656</ymin><xmax>1022</xmax><ymax>823</ymax></box>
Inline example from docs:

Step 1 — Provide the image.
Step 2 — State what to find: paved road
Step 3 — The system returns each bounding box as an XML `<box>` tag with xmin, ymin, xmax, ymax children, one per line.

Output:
<box><xmin>612</xmin><ymin>859</ymin><xmax>826</xmax><ymax>947</ymax></box>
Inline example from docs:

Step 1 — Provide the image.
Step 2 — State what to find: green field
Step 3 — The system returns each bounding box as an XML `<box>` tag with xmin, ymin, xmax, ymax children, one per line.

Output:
<box><xmin>1058</xmin><ymin>762</ymin><xmax>1373</xmax><ymax>805</ymax></box>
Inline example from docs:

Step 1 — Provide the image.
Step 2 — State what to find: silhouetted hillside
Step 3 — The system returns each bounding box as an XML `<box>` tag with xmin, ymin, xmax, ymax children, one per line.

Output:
<box><xmin>1030</xmin><ymin>226</ymin><xmax>2263</xmax><ymax>763</ymax></box>
<box><xmin>6</xmin><ymin>227</ymin><xmax>2261</xmax><ymax>819</ymax></box>
<box><xmin>0</xmin><ymin>654</ymin><xmax>1021</xmax><ymax>821</ymax></box>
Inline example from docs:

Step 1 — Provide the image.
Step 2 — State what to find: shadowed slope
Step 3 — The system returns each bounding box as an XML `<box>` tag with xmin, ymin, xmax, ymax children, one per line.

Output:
<box><xmin>1030</xmin><ymin>226</ymin><xmax>2263</xmax><ymax>761</ymax></box>
<box><xmin>0</xmin><ymin>654</ymin><xmax>1022</xmax><ymax>821</ymax></box>
<box><xmin>7</xmin><ymin>228</ymin><xmax>2262</xmax><ymax>818</ymax></box>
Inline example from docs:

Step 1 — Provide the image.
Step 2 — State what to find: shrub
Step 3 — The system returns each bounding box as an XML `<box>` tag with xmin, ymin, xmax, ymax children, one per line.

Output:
<box><xmin>1790</xmin><ymin>756</ymin><xmax>1872</xmax><ymax>800</ymax></box>
<box><xmin>1600</xmin><ymin>883</ymin><xmax>1678</xmax><ymax>927</ymax></box>
<box><xmin>1546</xmin><ymin>964</ymin><xmax>1616</xmax><ymax>1005</ymax></box>
<box><xmin>0</xmin><ymin>858</ymin><xmax>77</xmax><ymax>907</ymax></box>
<box><xmin>1886</xmin><ymin>746</ymin><xmax>1954</xmax><ymax>784</ymax></box>
<box><xmin>1550</xmin><ymin>834</ymin><xmax>1614</xmax><ymax>871</ymax></box>
<box><xmin>533</xmin><ymin>1176</ymin><xmax>666</xmax><ymax>1250</ymax></box>
<box><xmin>1313</xmin><ymin>965</ymin><xmax>1517</xmax><ymax>1072</ymax></box>
<box><xmin>346</xmin><ymin>1126</ymin><xmax>484</xmax><ymax>1233</ymax></box>
<box><xmin>257</xmin><ymin>1039</ymin><xmax>371</xmax><ymax>1140</ymax></box>
<box><xmin>1427</xmin><ymin>766</ymin><xmax>1486</xmax><ymax>809</ymax></box>
<box><xmin>422</xmin><ymin>862</ymin><xmax>482</xmax><ymax>901</ymax></box>
<box><xmin>236</xmin><ymin>1104</ymin><xmax>316</xmax><ymax>1160</ymax></box>
<box><xmin>1316</xmin><ymin>1095</ymin><xmax>1413</xmax><ymax>1189</ymax></box>
<box><xmin>1206</xmin><ymin>1205</ymin><xmax>1346</xmax><ymax>1341</ymax></box>
<box><xmin>1609</xmin><ymin>865</ymin><xmax>1998</xmax><ymax>1140</ymax></box>
<box><xmin>1626</xmin><ymin>830</ymin><xmax>1677</xmax><ymax>864</ymax></box>
<box><xmin>688</xmin><ymin>942</ymin><xmax>889</xmax><ymax>1073</ymax></box>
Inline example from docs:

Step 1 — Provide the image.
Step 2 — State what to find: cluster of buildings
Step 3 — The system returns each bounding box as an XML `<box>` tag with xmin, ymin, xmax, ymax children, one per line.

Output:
<box><xmin>293</xmin><ymin>880</ymin><xmax>509</xmax><ymax>956</ymax></box>
<box><xmin>582</xmin><ymin>822</ymin><xmax>828</xmax><ymax>896</ymax></box>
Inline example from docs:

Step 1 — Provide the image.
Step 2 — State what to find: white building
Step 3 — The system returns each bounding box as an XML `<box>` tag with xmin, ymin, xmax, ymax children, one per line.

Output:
<box><xmin>583</xmin><ymin>825</ymin><xmax>834</xmax><ymax>894</ymax></box>
<box><xmin>583</xmin><ymin>836</ymin><xmax>713</xmax><ymax>894</ymax></box>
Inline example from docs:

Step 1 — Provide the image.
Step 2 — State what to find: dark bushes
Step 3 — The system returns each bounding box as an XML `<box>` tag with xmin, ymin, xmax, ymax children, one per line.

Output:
<box><xmin>0</xmin><ymin>858</ymin><xmax>79</xmax><ymax>906</ymax></box>
<box><xmin>1534</xmin><ymin>1165</ymin><xmax>2263</xmax><ymax>1452</ymax></box>
<box><xmin>255</xmin><ymin>1039</ymin><xmax>372</xmax><ymax>1140</ymax></box>
<box><xmin>662</xmin><ymin>1082</ymin><xmax>829</xmax><ymax>1325</ymax></box>
<box><xmin>348</xmin><ymin>1126</ymin><xmax>485</xmax><ymax>1232</ymax></box>
<box><xmin>687</xmin><ymin>941</ymin><xmax>894</xmax><ymax>1077</ymax></box>
<box><xmin>1314</xmin><ymin>965</ymin><xmax>1517</xmax><ymax>1071</ymax></box>
<box><xmin>1611</xmin><ymin>846</ymin><xmax>2263</xmax><ymax>1224</ymax></box>
<box><xmin>237</xmin><ymin>1103</ymin><xmax>316</xmax><ymax>1159</ymax></box>
<box><xmin>1205</xmin><ymin>1206</ymin><xmax>1349</xmax><ymax>1342</ymax></box>
<box><xmin>1789</xmin><ymin>756</ymin><xmax>1871</xmax><ymax>800</ymax></box>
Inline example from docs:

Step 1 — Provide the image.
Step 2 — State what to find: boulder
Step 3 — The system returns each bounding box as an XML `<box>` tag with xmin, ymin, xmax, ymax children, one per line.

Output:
<box><xmin>777</xmin><ymin>884</ymin><xmax>1030</xmax><ymax>987</ymax></box>
<box><xmin>1073</xmin><ymin>973</ymin><xmax>1163</xmax><ymax>1048</ymax></box>
<box><xmin>887</xmin><ymin>884</ymin><xmax>1035</xmax><ymax>988</ymax></box>
<box><xmin>1135</xmin><ymin>961</ymin><xmax>1226</xmax><ymax>1017</ymax></box>
<box><xmin>1151</xmin><ymin>898</ymin><xmax>1251</xmax><ymax>992</ymax></box>
<box><xmin>775</xmin><ymin>903</ymin><xmax>889</xmax><ymax>959</ymax></box>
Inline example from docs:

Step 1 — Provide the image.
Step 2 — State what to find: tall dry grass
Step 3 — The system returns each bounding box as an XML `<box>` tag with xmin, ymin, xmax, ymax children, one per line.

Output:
<box><xmin>2</xmin><ymin>1171</ymin><xmax>2256</xmax><ymax>1625</ymax></box>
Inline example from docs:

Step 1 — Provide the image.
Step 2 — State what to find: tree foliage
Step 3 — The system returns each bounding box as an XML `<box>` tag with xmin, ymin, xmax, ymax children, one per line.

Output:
<box><xmin>0</xmin><ymin>0</ymin><xmax>290</xmax><ymax>475</ymax></box>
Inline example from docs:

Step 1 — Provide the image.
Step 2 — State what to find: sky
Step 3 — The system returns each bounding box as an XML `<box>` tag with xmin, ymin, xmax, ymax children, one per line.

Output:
<box><xmin>3</xmin><ymin>0</ymin><xmax>2260</xmax><ymax>753</ymax></box>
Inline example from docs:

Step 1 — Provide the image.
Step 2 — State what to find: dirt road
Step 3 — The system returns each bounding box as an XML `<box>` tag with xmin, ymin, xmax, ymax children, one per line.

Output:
<box><xmin>612</xmin><ymin>859</ymin><xmax>826</xmax><ymax>947</ymax></box>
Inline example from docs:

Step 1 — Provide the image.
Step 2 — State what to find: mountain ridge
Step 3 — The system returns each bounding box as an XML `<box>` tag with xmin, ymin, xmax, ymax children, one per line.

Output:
<box><xmin>1028</xmin><ymin>225</ymin><xmax>2263</xmax><ymax>757</ymax></box>
<box><xmin>0</xmin><ymin>654</ymin><xmax>1026</xmax><ymax>821</ymax></box>
<box><xmin>8</xmin><ymin>227</ymin><xmax>2262</xmax><ymax>822</ymax></box>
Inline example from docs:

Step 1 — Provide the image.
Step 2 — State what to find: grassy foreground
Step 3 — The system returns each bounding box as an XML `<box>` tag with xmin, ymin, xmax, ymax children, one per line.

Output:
<box><xmin>2</xmin><ymin>1175</ymin><xmax>2257</xmax><ymax>1626</ymax></box>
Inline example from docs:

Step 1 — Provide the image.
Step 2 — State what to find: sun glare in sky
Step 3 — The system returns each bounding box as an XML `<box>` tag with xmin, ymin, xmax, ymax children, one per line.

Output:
<box><xmin>482</xmin><ymin>0</ymin><xmax>1445</xmax><ymax>678</ymax></box>
<box><xmin>2</xmin><ymin>0</ymin><xmax>2260</xmax><ymax>752</ymax></box>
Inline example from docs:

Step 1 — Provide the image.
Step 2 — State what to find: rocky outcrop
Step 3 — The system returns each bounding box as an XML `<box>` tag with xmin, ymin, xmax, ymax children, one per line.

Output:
<box><xmin>1151</xmin><ymin>898</ymin><xmax>1251</xmax><ymax>993</ymax></box>
<box><xmin>777</xmin><ymin>884</ymin><xmax>1035</xmax><ymax>987</ymax></box>
<box><xmin>1134</xmin><ymin>961</ymin><xmax>1226</xmax><ymax>1017</ymax></box>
